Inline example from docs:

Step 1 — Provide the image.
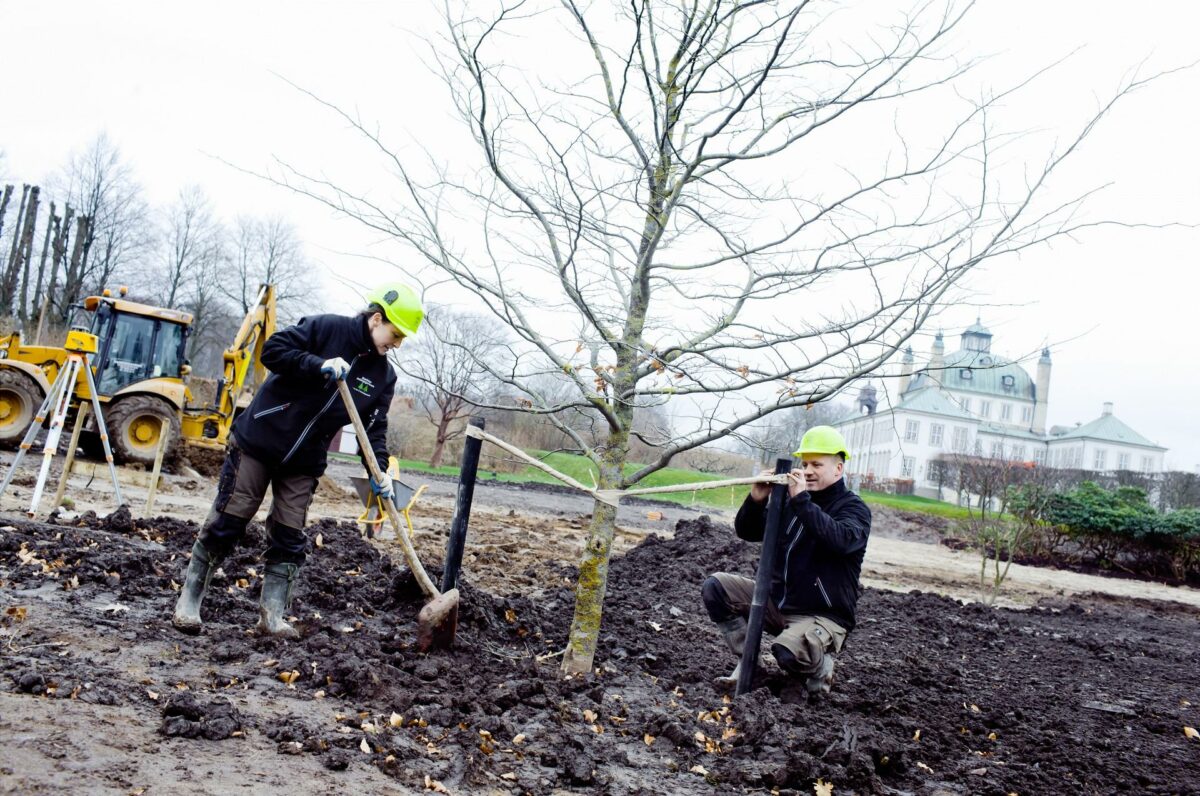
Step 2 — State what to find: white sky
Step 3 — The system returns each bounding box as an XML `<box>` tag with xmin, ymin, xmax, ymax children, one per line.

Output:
<box><xmin>1</xmin><ymin>0</ymin><xmax>1198</xmax><ymax>470</ymax></box>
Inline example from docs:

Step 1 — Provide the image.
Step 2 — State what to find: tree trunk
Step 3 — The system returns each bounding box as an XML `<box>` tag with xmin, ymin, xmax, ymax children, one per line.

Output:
<box><xmin>61</xmin><ymin>214</ymin><xmax>90</xmax><ymax>324</ymax></box>
<box><xmin>36</xmin><ymin>207</ymin><xmax>70</xmax><ymax>345</ymax></box>
<box><xmin>429</xmin><ymin>414</ymin><xmax>452</xmax><ymax>468</ymax></box>
<box><xmin>560</xmin><ymin>446</ymin><xmax>626</xmax><ymax>675</ymax></box>
<box><xmin>0</xmin><ymin>185</ymin><xmax>13</xmax><ymax>247</ymax></box>
<box><xmin>2</xmin><ymin>185</ymin><xmax>29</xmax><ymax>317</ymax></box>
<box><xmin>32</xmin><ymin>202</ymin><xmax>55</xmax><ymax>325</ymax></box>
<box><xmin>17</xmin><ymin>186</ymin><xmax>41</xmax><ymax>324</ymax></box>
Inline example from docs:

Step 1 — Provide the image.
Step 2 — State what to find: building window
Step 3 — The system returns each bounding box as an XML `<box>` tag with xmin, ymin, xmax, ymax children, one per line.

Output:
<box><xmin>1094</xmin><ymin>449</ymin><xmax>1107</xmax><ymax>471</ymax></box>
<box><xmin>979</xmin><ymin>400</ymin><xmax>991</xmax><ymax>418</ymax></box>
<box><xmin>991</xmin><ymin>441</ymin><xmax>1004</xmax><ymax>459</ymax></box>
<box><xmin>1000</xmin><ymin>403</ymin><xmax>1013</xmax><ymax>421</ymax></box>
<box><xmin>1033</xmin><ymin>449</ymin><xmax>1046</xmax><ymax>465</ymax></box>
<box><xmin>904</xmin><ymin>419</ymin><xmax>920</xmax><ymax>443</ymax></box>
<box><xmin>1001</xmin><ymin>374</ymin><xmax>1015</xmax><ymax>390</ymax></box>
<box><xmin>962</xmin><ymin>398</ymin><xmax>972</xmax><ymax>413</ymax></box>
<box><xmin>929</xmin><ymin>423</ymin><xmax>944</xmax><ymax>447</ymax></box>
<box><xmin>1118</xmin><ymin>452</ymin><xmax>1131</xmax><ymax>470</ymax></box>
<box><xmin>960</xmin><ymin>368</ymin><xmax>973</xmax><ymax>380</ymax></box>
<box><xmin>952</xmin><ymin>427</ymin><xmax>968</xmax><ymax>452</ymax></box>
<box><xmin>901</xmin><ymin>456</ymin><xmax>915</xmax><ymax>478</ymax></box>
<box><xmin>1021</xmin><ymin>405</ymin><xmax>1033</xmax><ymax>423</ymax></box>
<box><xmin>974</xmin><ymin>438</ymin><xmax>983</xmax><ymax>456</ymax></box>
<box><xmin>1013</xmin><ymin>444</ymin><xmax>1026</xmax><ymax>461</ymax></box>
<box><xmin>1141</xmin><ymin>456</ymin><xmax>1153</xmax><ymax>473</ymax></box>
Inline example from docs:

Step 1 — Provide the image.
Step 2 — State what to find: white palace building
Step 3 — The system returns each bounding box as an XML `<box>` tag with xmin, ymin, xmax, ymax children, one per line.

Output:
<box><xmin>834</xmin><ymin>321</ymin><xmax>1167</xmax><ymax>496</ymax></box>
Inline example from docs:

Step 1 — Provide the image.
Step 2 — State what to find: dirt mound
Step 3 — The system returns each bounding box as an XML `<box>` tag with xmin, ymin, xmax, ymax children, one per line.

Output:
<box><xmin>1</xmin><ymin>512</ymin><xmax>1198</xmax><ymax>794</ymax></box>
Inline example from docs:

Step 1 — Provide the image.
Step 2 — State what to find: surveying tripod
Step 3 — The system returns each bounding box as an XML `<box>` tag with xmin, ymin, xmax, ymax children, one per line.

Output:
<box><xmin>0</xmin><ymin>328</ymin><xmax>125</xmax><ymax>516</ymax></box>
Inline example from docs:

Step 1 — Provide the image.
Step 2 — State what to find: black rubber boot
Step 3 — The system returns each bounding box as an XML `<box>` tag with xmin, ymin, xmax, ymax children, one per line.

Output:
<box><xmin>255</xmin><ymin>562</ymin><xmax>300</xmax><ymax>639</ymax></box>
<box><xmin>172</xmin><ymin>540</ymin><xmax>221</xmax><ymax>634</ymax></box>
<box><xmin>714</xmin><ymin>617</ymin><xmax>748</xmax><ymax>685</ymax></box>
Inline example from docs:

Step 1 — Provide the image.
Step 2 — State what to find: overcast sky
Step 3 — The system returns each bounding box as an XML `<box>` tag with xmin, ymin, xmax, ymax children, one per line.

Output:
<box><xmin>2</xmin><ymin>1</ymin><xmax>1198</xmax><ymax>470</ymax></box>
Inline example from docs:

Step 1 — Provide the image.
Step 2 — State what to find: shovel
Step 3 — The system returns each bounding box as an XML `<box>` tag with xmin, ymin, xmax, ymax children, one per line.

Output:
<box><xmin>336</xmin><ymin>380</ymin><xmax>459</xmax><ymax>650</ymax></box>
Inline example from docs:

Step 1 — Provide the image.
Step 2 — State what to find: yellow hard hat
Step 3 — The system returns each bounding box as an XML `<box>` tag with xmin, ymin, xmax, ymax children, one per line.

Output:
<box><xmin>366</xmin><ymin>283</ymin><xmax>423</xmax><ymax>337</ymax></box>
<box><xmin>794</xmin><ymin>425</ymin><xmax>850</xmax><ymax>461</ymax></box>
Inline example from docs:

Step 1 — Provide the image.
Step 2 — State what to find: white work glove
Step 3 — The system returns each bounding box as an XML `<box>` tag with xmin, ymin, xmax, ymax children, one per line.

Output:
<box><xmin>369</xmin><ymin>473</ymin><xmax>394</xmax><ymax>501</ymax></box>
<box><xmin>320</xmin><ymin>357</ymin><xmax>350</xmax><ymax>380</ymax></box>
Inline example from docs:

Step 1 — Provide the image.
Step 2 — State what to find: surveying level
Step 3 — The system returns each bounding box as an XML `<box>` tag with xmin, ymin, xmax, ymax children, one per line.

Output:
<box><xmin>0</xmin><ymin>326</ymin><xmax>125</xmax><ymax>516</ymax></box>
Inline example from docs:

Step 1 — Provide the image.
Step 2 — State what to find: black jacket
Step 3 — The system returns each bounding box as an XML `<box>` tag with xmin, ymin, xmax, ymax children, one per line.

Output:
<box><xmin>733</xmin><ymin>478</ymin><xmax>871</xmax><ymax>632</ymax></box>
<box><xmin>231</xmin><ymin>314</ymin><xmax>396</xmax><ymax>477</ymax></box>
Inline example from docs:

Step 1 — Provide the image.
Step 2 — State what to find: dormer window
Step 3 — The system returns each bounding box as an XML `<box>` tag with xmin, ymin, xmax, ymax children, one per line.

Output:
<box><xmin>1001</xmin><ymin>374</ymin><xmax>1015</xmax><ymax>390</ymax></box>
<box><xmin>960</xmin><ymin>368</ymin><xmax>973</xmax><ymax>380</ymax></box>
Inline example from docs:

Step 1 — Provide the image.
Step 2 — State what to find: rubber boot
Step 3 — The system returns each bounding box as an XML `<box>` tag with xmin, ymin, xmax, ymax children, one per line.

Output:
<box><xmin>805</xmin><ymin>653</ymin><xmax>836</xmax><ymax>697</ymax></box>
<box><xmin>714</xmin><ymin>617</ymin><xmax>747</xmax><ymax>685</ymax></box>
<box><xmin>172</xmin><ymin>540</ymin><xmax>221</xmax><ymax>634</ymax></box>
<box><xmin>256</xmin><ymin>562</ymin><xmax>300</xmax><ymax>639</ymax></box>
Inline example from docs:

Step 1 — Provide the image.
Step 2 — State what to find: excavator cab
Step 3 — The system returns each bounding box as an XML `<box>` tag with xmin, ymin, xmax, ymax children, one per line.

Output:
<box><xmin>88</xmin><ymin>300</ymin><xmax>189</xmax><ymax>395</ymax></box>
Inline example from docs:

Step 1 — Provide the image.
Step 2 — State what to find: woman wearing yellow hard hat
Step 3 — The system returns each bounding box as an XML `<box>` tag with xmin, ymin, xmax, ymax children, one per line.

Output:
<box><xmin>172</xmin><ymin>282</ymin><xmax>423</xmax><ymax>639</ymax></box>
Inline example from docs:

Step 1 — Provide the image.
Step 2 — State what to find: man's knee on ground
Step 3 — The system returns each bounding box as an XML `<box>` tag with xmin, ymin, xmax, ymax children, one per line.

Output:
<box><xmin>771</xmin><ymin>642</ymin><xmax>819</xmax><ymax>676</ymax></box>
<box><xmin>701</xmin><ymin>576</ymin><xmax>734</xmax><ymax>622</ymax></box>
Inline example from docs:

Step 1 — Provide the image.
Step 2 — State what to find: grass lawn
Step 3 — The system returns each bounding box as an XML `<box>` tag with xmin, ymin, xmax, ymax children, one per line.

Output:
<box><xmin>357</xmin><ymin>450</ymin><xmax>968</xmax><ymax>519</ymax></box>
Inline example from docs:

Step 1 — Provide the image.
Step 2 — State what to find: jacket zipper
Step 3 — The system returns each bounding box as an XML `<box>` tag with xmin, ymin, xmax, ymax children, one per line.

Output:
<box><xmin>281</xmin><ymin>354</ymin><xmax>361</xmax><ymax>464</ymax></box>
<box><xmin>781</xmin><ymin>517</ymin><xmax>802</xmax><ymax>596</ymax></box>
<box><xmin>815</xmin><ymin>576</ymin><xmax>833</xmax><ymax>608</ymax></box>
<box><xmin>252</xmin><ymin>402</ymin><xmax>290</xmax><ymax>420</ymax></box>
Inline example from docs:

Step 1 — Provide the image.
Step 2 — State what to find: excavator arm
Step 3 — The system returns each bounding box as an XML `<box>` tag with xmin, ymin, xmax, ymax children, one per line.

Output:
<box><xmin>215</xmin><ymin>284</ymin><xmax>276</xmax><ymax>421</ymax></box>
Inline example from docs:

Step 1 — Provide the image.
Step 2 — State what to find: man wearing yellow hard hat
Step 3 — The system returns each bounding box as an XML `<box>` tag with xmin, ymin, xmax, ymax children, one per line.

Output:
<box><xmin>172</xmin><ymin>283</ymin><xmax>423</xmax><ymax>639</ymax></box>
<box><xmin>701</xmin><ymin>425</ymin><xmax>872</xmax><ymax>697</ymax></box>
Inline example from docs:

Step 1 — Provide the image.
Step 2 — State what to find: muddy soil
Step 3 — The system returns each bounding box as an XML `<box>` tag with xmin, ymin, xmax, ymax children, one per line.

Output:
<box><xmin>2</xmin><ymin>505</ymin><xmax>1198</xmax><ymax>795</ymax></box>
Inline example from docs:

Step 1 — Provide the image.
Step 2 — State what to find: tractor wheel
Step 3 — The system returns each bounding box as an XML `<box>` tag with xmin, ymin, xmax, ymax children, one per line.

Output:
<box><xmin>105</xmin><ymin>396</ymin><xmax>182</xmax><ymax>466</ymax></box>
<box><xmin>0</xmin><ymin>369</ymin><xmax>44</xmax><ymax>448</ymax></box>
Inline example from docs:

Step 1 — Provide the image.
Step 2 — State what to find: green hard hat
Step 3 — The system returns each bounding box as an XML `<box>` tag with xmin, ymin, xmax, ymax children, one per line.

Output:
<box><xmin>366</xmin><ymin>282</ymin><xmax>424</xmax><ymax>337</ymax></box>
<box><xmin>794</xmin><ymin>425</ymin><xmax>850</xmax><ymax>461</ymax></box>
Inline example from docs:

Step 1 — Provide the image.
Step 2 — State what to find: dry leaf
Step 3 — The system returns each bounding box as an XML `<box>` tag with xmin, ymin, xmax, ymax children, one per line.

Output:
<box><xmin>313</xmin><ymin>689</ymin><xmax>326</xmax><ymax>699</ymax></box>
<box><xmin>969</xmin><ymin>704</ymin><xmax>981</xmax><ymax>713</ymax></box>
<box><xmin>987</xmin><ymin>731</ymin><xmax>998</xmax><ymax>741</ymax></box>
<box><xmin>643</xmin><ymin>733</ymin><xmax>656</xmax><ymax>746</ymax></box>
<box><xmin>360</xmin><ymin>737</ymin><xmax>371</xmax><ymax>754</ymax></box>
<box><xmin>912</xmin><ymin>729</ymin><xmax>921</xmax><ymax>742</ymax></box>
<box><xmin>1184</xmin><ymin>726</ymin><xmax>1199</xmax><ymax>740</ymax></box>
<box><xmin>916</xmin><ymin>761</ymin><xmax>934</xmax><ymax>774</ymax></box>
<box><xmin>501</xmin><ymin>772</ymin><xmax>517</xmax><ymax>781</ymax></box>
<box><xmin>814</xmin><ymin>778</ymin><xmax>834</xmax><ymax>796</ymax></box>
<box><xmin>146</xmin><ymin>690</ymin><xmax>159</xmax><ymax>701</ymax></box>
<box><xmin>236</xmin><ymin>578</ymin><xmax>249</xmax><ymax>589</ymax></box>
<box><xmin>512</xmin><ymin>733</ymin><xmax>526</xmax><ymax>745</ymax></box>
<box><xmin>314</xmin><ymin>533</ymin><xmax>323</xmax><ymax>548</ymax></box>
<box><xmin>648</xmin><ymin>621</ymin><xmax>662</xmax><ymax>632</ymax></box>
<box><xmin>423</xmin><ymin>775</ymin><xmax>449</xmax><ymax>793</ymax></box>
<box><xmin>390</xmin><ymin>712</ymin><xmax>404</xmax><ymax>727</ymax></box>
<box><xmin>4</xmin><ymin>606</ymin><xmax>27</xmax><ymax>622</ymax></box>
<box><xmin>690</xmin><ymin>765</ymin><xmax>709</xmax><ymax>775</ymax></box>
<box><xmin>582</xmin><ymin>709</ymin><xmax>598</xmax><ymax>723</ymax></box>
<box><xmin>504</xmin><ymin>609</ymin><xmax>516</xmax><ymax>623</ymax></box>
<box><xmin>278</xmin><ymin>670</ymin><xmax>300</xmax><ymax>685</ymax></box>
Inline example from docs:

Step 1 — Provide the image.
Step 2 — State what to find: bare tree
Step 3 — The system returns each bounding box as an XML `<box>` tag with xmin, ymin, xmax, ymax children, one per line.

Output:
<box><xmin>223</xmin><ymin>215</ymin><xmax>316</xmax><ymax>320</ymax></box>
<box><xmin>399</xmin><ymin>305</ymin><xmax>507</xmax><ymax>467</ymax></box>
<box><xmin>50</xmin><ymin>134</ymin><xmax>151</xmax><ymax>318</ymax></box>
<box><xmin>274</xmin><ymin>2</ymin><xmax>1176</xmax><ymax>672</ymax></box>
<box><xmin>736</xmin><ymin>402</ymin><xmax>848</xmax><ymax>466</ymax></box>
<box><xmin>155</xmin><ymin>185</ymin><xmax>223</xmax><ymax>309</ymax></box>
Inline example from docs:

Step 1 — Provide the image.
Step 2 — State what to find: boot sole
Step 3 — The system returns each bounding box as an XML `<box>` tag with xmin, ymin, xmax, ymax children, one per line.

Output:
<box><xmin>171</xmin><ymin>617</ymin><xmax>202</xmax><ymax>635</ymax></box>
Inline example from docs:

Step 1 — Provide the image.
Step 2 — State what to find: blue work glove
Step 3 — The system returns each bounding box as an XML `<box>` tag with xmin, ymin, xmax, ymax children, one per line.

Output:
<box><xmin>369</xmin><ymin>473</ymin><xmax>394</xmax><ymax>501</ymax></box>
<box><xmin>321</xmin><ymin>357</ymin><xmax>350</xmax><ymax>380</ymax></box>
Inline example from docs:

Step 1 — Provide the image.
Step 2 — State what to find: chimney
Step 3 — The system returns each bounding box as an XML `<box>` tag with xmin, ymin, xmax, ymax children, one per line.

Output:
<box><xmin>1102</xmin><ymin>402</ymin><xmax>1113</xmax><ymax>417</ymax></box>
<box><xmin>898</xmin><ymin>346</ymin><xmax>914</xmax><ymax>394</ymax></box>
<box><xmin>1033</xmin><ymin>347</ymin><xmax>1052</xmax><ymax>435</ymax></box>
<box><xmin>929</xmin><ymin>331</ymin><xmax>945</xmax><ymax>385</ymax></box>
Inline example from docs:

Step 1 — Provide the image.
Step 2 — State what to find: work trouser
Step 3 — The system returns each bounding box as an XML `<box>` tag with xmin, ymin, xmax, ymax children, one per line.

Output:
<box><xmin>198</xmin><ymin>439</ymin><xmax>319</xmax><ymax>565</ymax></box>
<box><xmin>703</xmin><ymin>572</ymin><xmax>847</xmax><ymax>676</ymax></box>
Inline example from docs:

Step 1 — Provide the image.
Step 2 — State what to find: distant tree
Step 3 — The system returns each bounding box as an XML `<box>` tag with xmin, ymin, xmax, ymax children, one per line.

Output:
<box><xmin>223</xmin><ymin>215</ymin><xmax>316</xmax><ymax>321</ymax></box>
<box><xmin>736</xmin><ymin>402</ymin><xmax>848</xmax><ymax>466</ymax></box>
<box><xmin>155</xmin><ymin>186</ymin><xmax>223</xmax><ymax>309</ymax></box>
<box><xmin>1159</xmin><ymin>470</ymin><xmax>1200</xmax><ymax>511</ymax></box>
<box><xmin>399</xmin><ymin>305</ymin><xmax>507</xmax><ymax>467</ymax></box>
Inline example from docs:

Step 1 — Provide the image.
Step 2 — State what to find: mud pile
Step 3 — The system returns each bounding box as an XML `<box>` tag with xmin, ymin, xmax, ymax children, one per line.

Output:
<box><xmin>2</xmin><ymin>511</ymin><xmax>1198</xmax><ymax>794</ymax></box>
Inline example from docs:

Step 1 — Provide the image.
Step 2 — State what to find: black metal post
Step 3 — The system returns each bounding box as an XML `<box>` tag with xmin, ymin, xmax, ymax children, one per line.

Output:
<box><xmin>441</xmin><ymin>417</ymin><xmax>484</xmax><ymax>592</ymax></box>
<box><xmin>736</xmin><ymin>457</ymin><xmax>792</xmax><ymax>696</ymax></box>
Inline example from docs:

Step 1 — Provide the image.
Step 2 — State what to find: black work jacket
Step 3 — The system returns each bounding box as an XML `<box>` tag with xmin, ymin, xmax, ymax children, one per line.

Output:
<box><xmin>733</xmin><ymin>478</ymin><xmax>872</xmax><ymax>632</ymax></box>
<box><xmin>231</xmin><ymin>314</ymin><xmax>396</xmax><ymax>477</ymax></box>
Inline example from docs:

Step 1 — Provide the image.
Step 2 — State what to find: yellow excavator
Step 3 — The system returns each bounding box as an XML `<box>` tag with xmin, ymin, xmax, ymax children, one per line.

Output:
<box><xmin>0</xmin><ymin>285</ymin><xmax>275</xmax><ymax>465</ymax></box>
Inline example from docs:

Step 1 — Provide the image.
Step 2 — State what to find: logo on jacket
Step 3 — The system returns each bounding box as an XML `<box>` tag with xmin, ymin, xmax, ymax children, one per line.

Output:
<box><xmin>354</xmin><ymin>376</ymin><xmax>374</xmax><ymax>395</ymax></box>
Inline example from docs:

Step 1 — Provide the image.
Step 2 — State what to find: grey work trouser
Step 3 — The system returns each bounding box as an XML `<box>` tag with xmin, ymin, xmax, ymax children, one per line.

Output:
<box><xmin>711</xmin><ymin>572</ymin><xmax>847</xmax><ymax>675</ymax></box>
<box><xmin>199</xmin><ymin>439</ymin><xmax>319</xmax><ymax>565</ymax></box>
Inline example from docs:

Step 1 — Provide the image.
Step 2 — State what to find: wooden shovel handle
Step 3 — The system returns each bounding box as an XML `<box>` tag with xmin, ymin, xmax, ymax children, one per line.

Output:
<box><xmin>336</xmin><ymin>380</ymin><xmax>440</xmax><ymax>599</ymax></box>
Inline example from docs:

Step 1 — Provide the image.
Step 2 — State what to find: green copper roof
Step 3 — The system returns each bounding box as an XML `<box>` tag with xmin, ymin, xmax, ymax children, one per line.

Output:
<box><xmin>893</xmin><ymin>387</ymin><xmax>975</xmax><ymax>419</ymax></box>
<box><xmin>1052</xmin><ymin>414</ymin><xmax>1165</xmax><ymax>450</ymax></box>
<box><xmin>906</xmin><ymin>348</ymin><xmax>1036</xmax><ymax>401</ymax></box>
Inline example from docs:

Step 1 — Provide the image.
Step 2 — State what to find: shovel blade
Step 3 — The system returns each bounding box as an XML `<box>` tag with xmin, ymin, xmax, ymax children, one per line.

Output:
<box><xmin>416</xmin><ymin>588</ymin><xmax>460</xmax><ymax>652</ymax></box>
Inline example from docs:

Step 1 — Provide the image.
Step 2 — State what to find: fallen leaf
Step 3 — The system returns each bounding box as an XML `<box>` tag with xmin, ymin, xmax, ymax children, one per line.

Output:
<box><xmin>360</xmin><ymin>737</ymin><xmax>371</xmax><ymax>754</ymax></box>
<box><xmin>504</xmin><ymin>609</ymin><xmax>517</xmax><ymax>623</ymax></box>
<box><xmin>987</xmin><ymin>731</ymin><xmax>998</xmax><ymax>741</ymax></box>
<box><xmin>390</xmin><ymin>712</ymin><xmax>404</xmax><ymax>727</ymax></box>
<box><xmin>814</xmin><ymin>778</ymin><xmax>834</xmax><ymax>796</ymax></box>
<box><xmin>423</xmin><ymin>775</ymin><xmax>449</xmax><ymax>793</ymax></box>
<box><xmin>648</xmin><ymin>621</ymin><xmax>662</xmax><ymax>632</ymax></box>
<box><xmin>146</xmin><ymin>690</ymin><xmax>159</xmax><ymax>701</ymax></box>
<box><xmin>1185</xmin><ymin>726</ymin><xmax>1199</xmax><ymax>741</ymax></box>
<box><xmin>690</xmin><ymin>765</ymin><xmax>709</xmax><ymax>775</ymax></box>
<box><xmin>315</xmin><ymin>533</ymin><xmax>323</xmax><ymax>548</ymax></box>
<box><xmin>916</xmin><ymin>761</ymin><xmax>934</xmax><ymax>774</ymax></box>
<box><xmin>969</xmin><ymin>704</ymin><xmax>981</xmax><ymax>713</ymax></box>
<box><xmin>912</xmin><ymin>729</ymin><xmax>921</xmax><ymax>742</ymax></box>
<box><xmin>643</xmin><ymin>733</ymin><xmax>656</xmax><ymax>746</ymax></box>
<box><xmin>278</xmin><ymin>670</ymin><xmax>300</xmax><ymax>685</ymax></box>
<box><xmin>501</xmin><ymin>772</ymin><xmax>517</xmax><ymax>781</ymax></box>
<box><xmin>313</xmin><ymin>690</ymin><xmax>326</xmax><ymax>699</ymax></box>
<box><xmin>236</xmin><ymin>578</ymin><xmax>249</xmax><ymax>589</ymax></box>
<box><xmin>4</xmin><ymin>606</ymin><xmax>27</xmax><ymax>622</ymax></box>
<box><xmin>582</xmin><ymin>709</ymin><xmax>598</xmax><ymax>723</ymax></box>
